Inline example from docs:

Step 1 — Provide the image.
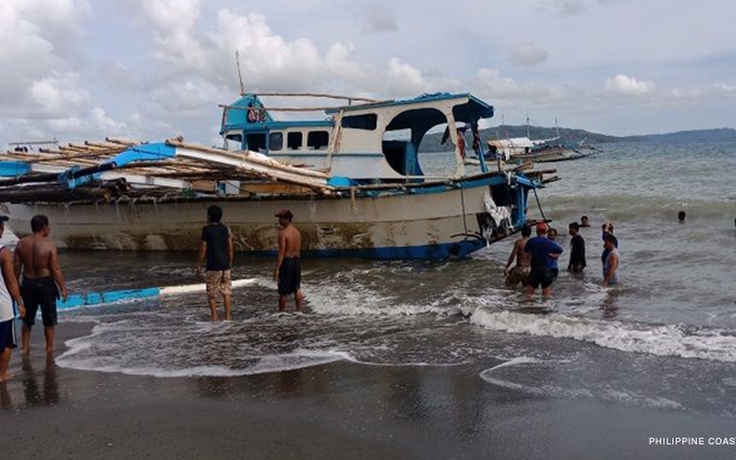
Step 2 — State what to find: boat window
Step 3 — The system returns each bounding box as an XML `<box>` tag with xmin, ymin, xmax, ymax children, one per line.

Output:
<box><xmin>269</xmin><ymin>132</ymin><xmax>283</xmax><ymax>151</ymax></box>
<box><xmin>287</xmin><ymin>132</ymin><xmax>303</xmax><ymax>150</ymax></box>
<box><xmin>224</xmin><ymin>132</ymin><xmax>243</xmax><ymax>152</ymax></box>
<box><xmin>245</xmin><ymin>133</ymin><xmax>267</xmax><ymax>153</ymax></box>
<box><xmin>307</xmin><ymin>131</ymin><xmax>329</xmax><ymax>150</ymax></box>
<box><xmin>341</xmin><ymin>114</ymin><xmax>377</xmax><ymax>130</ymax></box>
<box><xmin>382</xmin><ymin>108</ymin><xmax>445</xmax><ymax>176</ymax></box>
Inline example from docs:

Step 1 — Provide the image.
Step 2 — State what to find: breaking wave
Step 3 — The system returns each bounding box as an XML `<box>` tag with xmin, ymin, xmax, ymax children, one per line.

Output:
<box><xmin>470</xmin><ymin>308</ymin><xmax>736</xmax><ymax>363</ymax></box>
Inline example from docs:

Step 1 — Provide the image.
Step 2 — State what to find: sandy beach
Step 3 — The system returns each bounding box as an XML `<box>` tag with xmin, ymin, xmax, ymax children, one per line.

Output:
<box><xmin>1</xmin><ymin>322</ymin><xmax>735</xmax><ymax>460</ymax></box>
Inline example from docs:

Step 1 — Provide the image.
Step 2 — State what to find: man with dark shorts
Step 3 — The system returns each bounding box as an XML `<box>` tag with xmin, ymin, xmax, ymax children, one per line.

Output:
<box><xmin>0</xmin><ymin>215</ymin><xmax>25</xmax><ymax>382</ymax></box>
<box><xmin>196</xmin><ymin>205</ymin><xmax>234</xmax><ymax>321</ymax></box>
<box><xmin>273</xmin><ymin>209</ymin><xmax>304</xmax><ymax>312</ymax></box>
<box><xmin>15</xmin><ymin>215</ymin><xmax>68</xmax><ymax>355</ymax></box>
<box><xmin>524</xmin><ymin>223</ymin><xmax>563</xmax><ymax>299</ymax></box>
<box><xmin>568</xmin><ymin>222</ymin><xmax>587</xmax><ymax>273</ymax></box>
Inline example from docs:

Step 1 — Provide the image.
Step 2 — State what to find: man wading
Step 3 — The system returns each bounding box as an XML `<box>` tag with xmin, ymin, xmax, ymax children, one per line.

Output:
<box><xmin>273</xmin><ymin>209</ymin><xmax>304</xmax><ymax>312</ymax></box>
<box><xmin>15</xmin><ymin>215</ymin><xmax>68</xmax><ymax>355</ymax></box>
<box><xmin>196</xmin><ymin>205</ymin><xmax>234</xmax><ymax>321</ymax></box>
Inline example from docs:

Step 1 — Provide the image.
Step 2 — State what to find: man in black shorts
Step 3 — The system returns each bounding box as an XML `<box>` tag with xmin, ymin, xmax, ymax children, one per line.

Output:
<box><xmin>273</xmin><ymin>209</ymin><xmax>304</xmax><ymax>312</ymax></box>
<box><xmin>15</xmin><ymin>215</ymin><xmax>68</xmax><ymax>355</ymax></box>
<box><xmin>524</xmin><ymin>223</ymin><xmax>563</xmax><ymax>299</ymax></box>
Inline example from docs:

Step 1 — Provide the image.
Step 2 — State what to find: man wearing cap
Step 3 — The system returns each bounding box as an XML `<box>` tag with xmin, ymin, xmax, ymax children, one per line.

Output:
<box><xmin>14</xmin><ymin>214</ymin><xmax>68</xmax><ymax>355</ymax></box>
<box><xmin>196</xmin><ymin>205</ymin><xmax>234</xmax><ymax>321</ymax></box>
<box><xmin>524</xmin><ymin>222</ymin><xmax>563</xmax><ymax>298</ymax></box>
<box><xmin>0</xmin><ymin>216</ymin><xmax>25</xmax><ymax>382</ymax></box>
<box><xmin>273</xmin><ymin>209</ymin><xmax>304</xmax><ymax>312</ymax></box>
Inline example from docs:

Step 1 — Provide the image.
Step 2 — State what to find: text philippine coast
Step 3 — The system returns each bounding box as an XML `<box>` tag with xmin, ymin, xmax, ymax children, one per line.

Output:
<box><xmin>649</xmin><ymin>437</ymin><xmax>736</xmax><ymax>446</ymax></box>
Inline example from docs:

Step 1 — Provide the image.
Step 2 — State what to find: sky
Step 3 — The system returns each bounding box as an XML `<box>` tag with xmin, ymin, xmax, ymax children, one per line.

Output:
<box><xmin>1</xmin><ymin>0</ymin><xmax>735</xmax><ymax>148</ymax></box>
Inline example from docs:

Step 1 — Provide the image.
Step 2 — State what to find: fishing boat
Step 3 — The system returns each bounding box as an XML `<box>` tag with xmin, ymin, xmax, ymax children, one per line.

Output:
<box><xmin>0</xmin><ymin>92</ymin><xmax>556</xmax><ymax>259</ymax></box>
<box><xmin>486</xmin><ymin>116</ymin><xmax>591</xmax><ymax>163</ymax></box>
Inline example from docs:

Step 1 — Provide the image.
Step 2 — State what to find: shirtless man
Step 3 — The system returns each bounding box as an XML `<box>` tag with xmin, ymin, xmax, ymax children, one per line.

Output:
<box><xmin>272</xmin><ymin>209</ymin><xmax>304</xmax><ymax>312</ymax></box>
<box><xmin>503</xmin><ymin>225</ymin><xmax>532</xmax><ymax>287</ymax></box>
<box><xmin>0</xmin><ymin>215</ymin><xmax>25</xmax><ymax>382</ymax></box>
<box><xmin>14</xmin><ymin>215</ymin><xmax>68</xmax><ymax>355</ymax></box>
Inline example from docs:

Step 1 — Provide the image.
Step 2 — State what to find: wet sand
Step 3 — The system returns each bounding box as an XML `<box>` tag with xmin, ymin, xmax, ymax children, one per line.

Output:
<box><xmin>2</xmin><ymin>322</ymin><xmax>736</xmax><ymax>460</ymax></box>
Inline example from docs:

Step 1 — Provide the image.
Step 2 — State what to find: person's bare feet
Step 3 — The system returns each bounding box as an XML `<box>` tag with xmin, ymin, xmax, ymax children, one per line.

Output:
<box><xmin>0</xmin><ymin>373</ymin><xmax>13</xmax><ymax>383</ymax></box>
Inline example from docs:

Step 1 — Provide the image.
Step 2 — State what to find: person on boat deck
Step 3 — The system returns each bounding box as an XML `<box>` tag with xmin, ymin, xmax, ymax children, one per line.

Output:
<box><xmin>196</xmin><ymin>205</ymin><xmax>234</xmax><ymax>321</ymax></box>
<box><xmin>273</xmin><ymin>209</ymin><xmax>305</xmax><ymax>313</ymax></box>
<box><xmin>503</xmin><ymin>225</ymin><xmax>532</xmax><ymax>288</ymax></box>
<box><xmin>546</xmin><ymin>227</ymin><xmax>560</xmax><ymax>280</ymax></box>
<box><xmin>15</xmin><ymin>215</ymin><xmax>68</xmax><ymax>356</ymax></box>
<box><xmin>0</xmin><ymin>215</ymin><xmax>25</xmax><ymax>383</ymax></box>
<box><xmin>524</xmin><ymin>223</ymin><xmax>563</xmax><ymax>298</ymax></box>
<box><xmin>580</xmin><ymin>216</ymin><xmax>591</xmax><ymax>228</ymax></box>
<box><xmin>602</xmin><ymin>233</ymin><xmax>620</xmax><ymax>287</ymax></box>
<box><xmin>567</xmin><ymin>222</ymin><xmax>587</xmax><ymax>274</ymax></box>
<box><xmin>456</xmin><ymin>129</ymin><xmax>466</xmax><ymax>159</ymax></box>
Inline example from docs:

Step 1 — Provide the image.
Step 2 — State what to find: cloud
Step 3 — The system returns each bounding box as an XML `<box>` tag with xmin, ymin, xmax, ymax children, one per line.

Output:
<box><xmin>602</xmin><ymin>74</ymin><xmax>655</xmax><ymax>97</ymax></box>
<box><xmin>29</xmin><ymin>74</ymin><xmax>90</xmax><ymax>117</ymax></box>
<box><xmin>360</xmin><ymin>8</ymin><xmax>398</xmax><ymax>34</ymax></box>
<box><xmin>472</xmin><ymin>68</ymin><xmax>523</xmax><ymax>100</ymax></box>
<box><xmin>507</xmin><ymin>43</ymin><xmax>549</xmax><ymax>67</ymax></box>
<box><xmin>385</xmin><ymin>58</ymin><xmax>429</xmax><ymax>95</ymax></box>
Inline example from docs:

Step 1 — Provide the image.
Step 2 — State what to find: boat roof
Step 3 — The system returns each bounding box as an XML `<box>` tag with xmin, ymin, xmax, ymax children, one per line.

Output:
<box><xmin>221</xmin><ymin>92</ymin><xmax>494</xmax><ymax>134</ymax></box>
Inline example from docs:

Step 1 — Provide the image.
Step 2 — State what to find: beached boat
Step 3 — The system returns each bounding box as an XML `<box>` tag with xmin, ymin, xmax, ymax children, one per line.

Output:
<box><xmin>0</xmin><ymin>92</ymin><xmax>556</xmax><ymax>259</ymax></box>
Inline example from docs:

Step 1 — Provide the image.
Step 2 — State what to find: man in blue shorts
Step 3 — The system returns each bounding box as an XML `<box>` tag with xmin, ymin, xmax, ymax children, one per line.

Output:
<box><xmin>0</xmin><ymin>215</ymin><xmax>25</xmax><ymax>382</ymax></box>
<box><xmin>524</xmin><ymin>223</ymin><xmax>563</xmax><ymax>299</ymax></box>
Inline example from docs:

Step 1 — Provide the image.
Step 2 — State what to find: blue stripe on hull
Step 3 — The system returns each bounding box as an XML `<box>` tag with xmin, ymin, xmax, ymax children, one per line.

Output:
<box><xmin>59</xmin><ymin>287</ymin><xmax>161</xmax><ymax>310</ymax></box>
<box><xmin>250</xmin><ymin>239</ymin><xmax>487</xmax><ymax>260</ymax></box>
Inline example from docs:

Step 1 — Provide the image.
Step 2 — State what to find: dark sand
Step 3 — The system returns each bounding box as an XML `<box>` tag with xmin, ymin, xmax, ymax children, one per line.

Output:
<box><xmin>2</xmin><ymin>322</ymin><xmax>736</xmax><ymax>460</ymax></box>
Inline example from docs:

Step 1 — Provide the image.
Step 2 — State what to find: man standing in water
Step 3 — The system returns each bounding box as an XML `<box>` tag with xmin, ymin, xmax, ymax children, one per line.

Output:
<box><xmin>547</xmin><ymin>227</ymin><xmax>560</xmax><ymax>280</ymax></box>
<box><xmin>524</xmin><ymin>223</ymin><xmax>563</xmax><ymax>298</ymax></box>
<box><xmin>273</xmin><ymin>209</ymin><xmax>304</xmax><ymax>312</ymax></box>
<box><xmin>0</xmin><ymin>216</ymin><xmax>25</xmax><ymax>382</ymax></box>
<box><xmin>196</xmin><ymin>205</ymin><xmax>234</xmax><ymax>321</ymax></box>
<box><xmin>568</xmin><ymin>222</ymin><xmax>586</xmax><ymax>273</ymax></box>
<box><xmin>15</xmin><ymin>215</ymin><xmax>68</xmax><ymax>355</ymax></box>
<box><xmin>503</xmin><ymin>225</ymin><xmax>532</xmax><ymax>288</ymax></box>
<box><xmin>602</xmin><ymin>234</ymin><xmax>620</xmax><ymax>287</ymax></box>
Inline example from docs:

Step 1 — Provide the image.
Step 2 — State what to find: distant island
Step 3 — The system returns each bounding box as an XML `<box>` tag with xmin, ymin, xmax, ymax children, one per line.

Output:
<box><xmin>419</xmin><ymin>126</ymin><xmax>736</xmax><ymax>152</ymax></box>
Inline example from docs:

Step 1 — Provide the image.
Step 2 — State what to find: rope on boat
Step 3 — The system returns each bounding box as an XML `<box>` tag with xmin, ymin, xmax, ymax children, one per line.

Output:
<box><xmin>531</xmin><ymin>183</ymin><xmax>548</xmax><ymax>224</ymax></box>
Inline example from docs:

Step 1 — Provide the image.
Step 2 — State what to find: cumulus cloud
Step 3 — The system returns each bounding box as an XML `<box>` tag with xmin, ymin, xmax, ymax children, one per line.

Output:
<box><xmin>507</xmin><ymin>43</ymin><xmax>549</xmax><ymax>67</ymax></box>
<box><xmin>29</xmin><ymin>74</ymin><xmax>90</xmax><ymax>117</ymax></box>
<box><xmin>602</xmin><ymin>74</ymin><xmax>655</xmax><ymax>97</ymax></box>
<box><xmin>472</xmin><ymin>68</ymin><xmax>523</xmax><ymax>100</ymax></box>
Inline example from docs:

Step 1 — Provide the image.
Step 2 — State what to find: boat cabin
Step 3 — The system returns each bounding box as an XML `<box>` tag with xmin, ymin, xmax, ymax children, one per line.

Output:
<box><xmin>220</xmin><ymin>92</ymin><xmax>494</xmax><ymax>181</ymax></box>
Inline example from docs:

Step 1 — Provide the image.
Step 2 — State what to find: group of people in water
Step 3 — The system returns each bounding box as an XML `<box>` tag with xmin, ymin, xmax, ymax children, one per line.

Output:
<box><xmin>0</xmin><ymin>206</ymin><xmax>304</xmax><ymax>382</ymax></box>
<box><xmin>503</xmin><ymin>216</ymin><xmax>620</xmax><ymax>298</ymax></box>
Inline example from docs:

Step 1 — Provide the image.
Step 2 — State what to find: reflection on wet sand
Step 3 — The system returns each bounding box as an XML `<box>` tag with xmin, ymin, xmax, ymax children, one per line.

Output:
<box><xmin>0</xmin><ymin>382</ymin><xmax>11</xmax><ymax>410</ymax></box>
<box><xmin>22</xmin><ymin>356</ymin><xmax>59</xmax><ymax>407</ymax></box>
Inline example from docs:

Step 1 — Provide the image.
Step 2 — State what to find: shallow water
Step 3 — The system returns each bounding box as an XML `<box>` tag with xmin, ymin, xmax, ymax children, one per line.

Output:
<box><xmin>48</xmin><ymin>140</ymin><xmax>736</xmax><ymax>417</ymax></box>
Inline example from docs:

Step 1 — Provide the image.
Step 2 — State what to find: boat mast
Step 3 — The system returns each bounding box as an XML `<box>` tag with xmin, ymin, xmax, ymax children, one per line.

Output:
<box><xmin>526</xmin><ymin>113</ymin><xmax>531</xmax><ymax>139</ymax></box>
<box><xmin>235</xmin><ymin>50</ymin><xmax>246</xmax><ymax>96</ymax></box>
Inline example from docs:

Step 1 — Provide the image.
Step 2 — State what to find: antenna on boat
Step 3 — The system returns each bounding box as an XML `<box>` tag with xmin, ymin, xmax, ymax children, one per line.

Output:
<box><xmin>526</xmin><ymin>113</ymin><xmax>531</xmax><ymax>138</ymax></box>
<box><xmin>235</xmin><ymin>49</ymin><xmax>246</xmax><ymax>96</ymax></box>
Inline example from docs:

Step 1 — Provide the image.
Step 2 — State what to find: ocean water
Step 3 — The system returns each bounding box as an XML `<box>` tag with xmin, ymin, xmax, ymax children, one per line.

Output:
<box><xmin>50</xmin><ymin>140</ymin><xmax>736</xmax><ymax>417</ymax></box>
